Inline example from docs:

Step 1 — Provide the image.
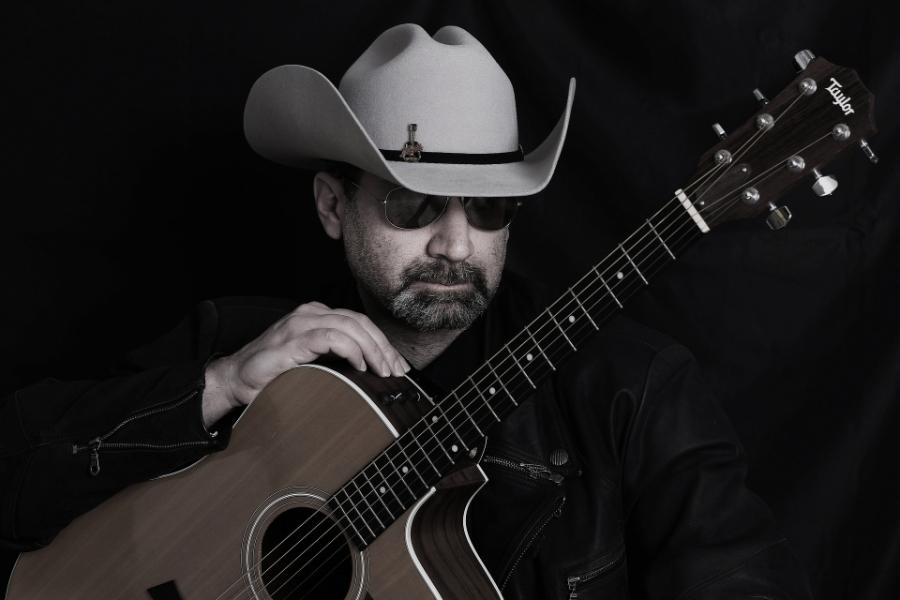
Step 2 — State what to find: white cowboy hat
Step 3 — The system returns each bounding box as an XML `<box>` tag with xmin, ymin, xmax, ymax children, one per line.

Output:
<box><xmin>243</xmin><ymin>23</ymin><xmax>575</xmax><ymax>198</ymax></box>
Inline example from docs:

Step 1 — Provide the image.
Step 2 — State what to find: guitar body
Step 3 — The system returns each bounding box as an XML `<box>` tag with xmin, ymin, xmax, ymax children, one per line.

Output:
<box><xmin>6</xmin><ymin>365</ymin><xmax>502</xmax><ymax>599</ymax></box>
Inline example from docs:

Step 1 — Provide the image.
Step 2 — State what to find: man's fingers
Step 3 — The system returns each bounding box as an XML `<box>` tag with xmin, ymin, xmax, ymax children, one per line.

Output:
<box><xmin>327</xmin><ymin>308</ymin><xmax>411</xmax><ymax>373</ymax></box>
<box><xmin>302</xmin><ymin>327</ymin><xmax>398</xmax><ymax>376</ymax></box>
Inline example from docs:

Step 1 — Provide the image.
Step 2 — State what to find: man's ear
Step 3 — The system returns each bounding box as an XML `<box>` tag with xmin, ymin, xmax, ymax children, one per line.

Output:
<box><xmin>313</xmin><ymin>171</ymin><xmax>347</xmax><ymax>240</ymax></box>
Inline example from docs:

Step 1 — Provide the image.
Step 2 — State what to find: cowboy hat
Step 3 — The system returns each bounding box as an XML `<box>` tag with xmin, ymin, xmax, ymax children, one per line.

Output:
<box><xmin>243</xmin><ymin>23</ymin><xmax>575</xmax><ymax>197</ymax></box>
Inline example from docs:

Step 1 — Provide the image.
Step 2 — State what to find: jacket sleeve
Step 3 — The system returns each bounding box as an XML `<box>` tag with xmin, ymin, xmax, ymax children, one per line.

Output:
<box><xmin>0</xmin><ymin>298</ymin><xmax>291</xmax><ymax>552</ymax></box>
<box><xmin>621</xmin><ymin>345</ymin><xmax>812</xmax><ymax>599</ymax></box>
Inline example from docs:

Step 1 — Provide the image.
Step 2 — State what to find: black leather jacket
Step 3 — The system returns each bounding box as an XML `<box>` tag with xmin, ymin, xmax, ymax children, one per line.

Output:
<box><xmin>0</xmin><ymin>271</ymin><xmax>811</xmax><ymax>599</ymax></box>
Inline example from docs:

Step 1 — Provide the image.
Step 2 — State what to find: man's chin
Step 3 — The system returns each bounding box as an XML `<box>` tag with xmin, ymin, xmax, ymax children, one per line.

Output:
<box><xmin>390</xmin><ymin>289</ymin><xmax>487</xmax><ymax>332</ymax></box>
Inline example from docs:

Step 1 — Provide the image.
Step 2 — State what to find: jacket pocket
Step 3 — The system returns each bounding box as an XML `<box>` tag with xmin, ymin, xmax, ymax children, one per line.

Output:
<box><xmin>71</xmin><ymin>387</ymin><xmax>214</xmax><ymax>476</ymax></box>
<box><xmin>565</xmin><ymin>544</ymin><xmax>627</xmax><ymax>599</ymax></box>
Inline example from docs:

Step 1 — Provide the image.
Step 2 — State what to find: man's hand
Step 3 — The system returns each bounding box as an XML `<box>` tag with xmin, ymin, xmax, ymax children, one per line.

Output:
<box><xmin>201</xmin><ymin>301</ymin><xmax>411</xmax><ymax>428</ymax></box>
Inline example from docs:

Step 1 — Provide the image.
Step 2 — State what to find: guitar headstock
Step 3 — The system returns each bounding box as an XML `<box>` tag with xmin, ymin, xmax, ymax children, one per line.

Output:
<box><xmin>685</xmin><ymin>50</ymin><xmax>877</xmax><ymax>231</ymax></box>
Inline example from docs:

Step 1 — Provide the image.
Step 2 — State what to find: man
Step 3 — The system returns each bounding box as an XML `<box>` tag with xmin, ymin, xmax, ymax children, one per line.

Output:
<box><xmin>1</xmin><ymin>23</ymin><xmax>810</xmax><ymax>598</ymax></box>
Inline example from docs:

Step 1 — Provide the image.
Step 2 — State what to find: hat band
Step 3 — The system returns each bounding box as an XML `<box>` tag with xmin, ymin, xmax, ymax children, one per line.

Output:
<box><xmin>378</xmin><ymin>147</ymin><xmax>524</xmax><ymax>164</ymax></box>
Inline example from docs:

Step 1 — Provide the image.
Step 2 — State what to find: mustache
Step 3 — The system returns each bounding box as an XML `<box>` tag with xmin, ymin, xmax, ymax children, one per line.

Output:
<box><xmin>403</xmin><ymin>262</ymin><xmax>484</xmax><ymax>287</ymax></box>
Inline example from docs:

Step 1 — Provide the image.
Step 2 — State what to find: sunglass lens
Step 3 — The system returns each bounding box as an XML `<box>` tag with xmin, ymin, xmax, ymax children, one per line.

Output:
<box><xmin>385</xmin><ymin>190</ymin><xmax>447</xmax><ymax>229</ymax></box>
<box><xmin>464</xmin><ymin>197</ymin><xmax>521</xmax><ymax>230</ymax></box>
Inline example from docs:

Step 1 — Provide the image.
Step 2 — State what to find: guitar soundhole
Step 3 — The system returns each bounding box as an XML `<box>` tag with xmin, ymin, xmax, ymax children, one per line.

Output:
<box><xmin>259</xmin><ymin>507</ymin><xmax>353</xmax><ymax>599</ymax></box>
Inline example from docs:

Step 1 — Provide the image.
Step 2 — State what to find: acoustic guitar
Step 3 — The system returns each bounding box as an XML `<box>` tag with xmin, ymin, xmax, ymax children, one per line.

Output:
<box><xmin>6</xmin><ymin>51</ymin><xmax>876</xmax><ymax>599</ymax></box>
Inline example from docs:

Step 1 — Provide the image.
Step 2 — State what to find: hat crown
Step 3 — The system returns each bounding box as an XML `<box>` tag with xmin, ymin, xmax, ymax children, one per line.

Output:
<box><xmin>337</xmin><ymin>24</ymin><xmax>519</xmax><ymax>154</ymax></box>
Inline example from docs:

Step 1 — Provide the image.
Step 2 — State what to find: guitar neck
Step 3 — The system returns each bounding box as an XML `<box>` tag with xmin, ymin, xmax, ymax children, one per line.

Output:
<box><xmin>326</xmin><ymin>49</ymin><xmax>878</xmax><ymax>552</ymax></box>
<box><xmin>329</xmin><ymin>194</ymin><xmax>707</xmax><ymax>548</ymax></box>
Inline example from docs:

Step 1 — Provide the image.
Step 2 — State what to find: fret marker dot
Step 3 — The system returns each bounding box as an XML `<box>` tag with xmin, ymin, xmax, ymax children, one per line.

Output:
<box><xmin>616</xmin><ymin>271</ymin><xmax>624</xmax><ymax>280</ymax></box>
<box><xmin>432</xmin><ymin>415</ymin><xmax>439</xmax><ymax>423</ymax></box>
<box><xmin>568</xmin><ymin>315</ymin><xmax>575</xmax><ymax>323</ymax></box>
<box><xmin>526</xmin><ymin>353</ymin><xmax>533</xmax><ymax>361</ymax></box>
<box><xmin>401</xmin><ymin>466</ymin><xmax>409</xmax><ymax>474</ymax></box>
<box><xmin>451</xmin><ymin>444</ymin><xmax>459</xmax><ymax>453</ymax></box>
<box><xmin>379</xmin><ymin>486</ymin><xmax>386</xmax><ymax>494</ymax></box>
<box><xmin>489</xmin><ymin>387</ymin><xmax>496</xmax><ymax>395</ymax></box>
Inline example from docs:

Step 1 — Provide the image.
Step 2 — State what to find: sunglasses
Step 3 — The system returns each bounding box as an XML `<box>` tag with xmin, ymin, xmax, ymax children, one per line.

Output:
<box><xmin>346</xmin><ymin>180</ymin><xmax>522</xmax><ymax>231</ymax></box>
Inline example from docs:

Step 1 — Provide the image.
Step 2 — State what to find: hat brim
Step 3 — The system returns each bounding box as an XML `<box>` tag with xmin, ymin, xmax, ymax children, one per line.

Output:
<box><xmin>244</xmin><ymin>65</ymin><xmax>575</xmax><ymax>197</ymax></box>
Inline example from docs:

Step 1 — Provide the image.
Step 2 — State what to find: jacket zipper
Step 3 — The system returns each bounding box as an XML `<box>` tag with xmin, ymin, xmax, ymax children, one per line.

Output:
<box><xmin>565</xmin><ymin>545</ymin><xmax>626</xmax><ymax>598</ymax></box>
<box><xmin>500</xmin><ymin>494</ymin><xmax>566</xmax><ymax>590</ymax></box>
<box><xmin>481</xmin><ymin>454</ymin><xmax>565</xmax><ymax>485</ymax></box>
<box><xmin>72</xmin><ymin>388</ymin><xmax>211</xmax><ymax>476</ymax></box>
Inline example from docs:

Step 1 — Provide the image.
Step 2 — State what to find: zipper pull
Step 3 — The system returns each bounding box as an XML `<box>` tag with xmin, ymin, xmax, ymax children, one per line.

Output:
<box><xmin>567</xmin><ymin>576</ymin><xmax>580</xmax><ymax>599</ymax></box>
<box><xmin>522</xmin><ymin>463</ymin><xmax>564</xmax><ymax>484</ymax></box>
<box><xmin>72</xmin><ymin>437</ymin><xmax>102</xmax><ymax>476</ymax></box>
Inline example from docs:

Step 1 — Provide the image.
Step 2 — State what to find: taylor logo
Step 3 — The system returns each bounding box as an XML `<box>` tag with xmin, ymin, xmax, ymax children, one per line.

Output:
<box><xmin>825</xmin><ymin>77</ymin><xmax>855</xmax><ymax>116</ymax></box>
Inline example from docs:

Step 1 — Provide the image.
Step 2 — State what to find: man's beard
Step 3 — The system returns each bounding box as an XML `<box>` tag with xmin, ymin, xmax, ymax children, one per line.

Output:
<box><xmin>386</xmin><ymin>261</ymin><xmax>492</xmax><ymax>332</ymax></box>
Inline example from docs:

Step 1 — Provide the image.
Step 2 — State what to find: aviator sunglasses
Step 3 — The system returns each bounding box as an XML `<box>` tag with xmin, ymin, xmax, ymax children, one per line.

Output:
<box><xmin>345</xmin><ymin>180</ymin><xmax>522</xmax><ymax>231</ymax></box>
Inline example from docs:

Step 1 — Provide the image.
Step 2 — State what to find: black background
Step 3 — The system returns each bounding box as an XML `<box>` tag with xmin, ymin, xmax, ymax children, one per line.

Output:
<box><xmin>2</xmin><ymin>1</ymin><xmax>898</xmax><ymax>597</ymax></box>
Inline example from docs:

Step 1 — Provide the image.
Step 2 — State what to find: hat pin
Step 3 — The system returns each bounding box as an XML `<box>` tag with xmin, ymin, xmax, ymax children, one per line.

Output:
<box><xmin>400</xmin><ymin>123</ymin><xmax>423</xmax><ymax>162</ymax></box>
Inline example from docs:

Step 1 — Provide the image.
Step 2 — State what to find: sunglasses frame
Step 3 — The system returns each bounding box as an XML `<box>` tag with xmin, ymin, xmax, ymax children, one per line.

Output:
<box><xmin>345</xmin><ymin>180</ymin><xmax>522</xmax><ymax>231</ymax></box>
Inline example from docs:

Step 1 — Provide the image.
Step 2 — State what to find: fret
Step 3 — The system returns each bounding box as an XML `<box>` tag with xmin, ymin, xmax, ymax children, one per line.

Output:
<box><xmin>546</xmin><ymin>306</ymin><xmax>576</xmax><ymax>351</ymax></box>
<box><xmin>343</xmin><ymin>484</ymin><xmax>379</xmax><ymax>537</ymax></box>
<box><xmin>408</xmin><ymin>427</ymin><xmax>443</xmax><ymax>477</ymax></box>
<box><xmin>620</xmin><ymin>243</ymin><xmax>647</xmax><ymax>285</ymax></box>
<box><xmin>383</xmin><ymin>447</ymin><xmax>417</xmax><ymax>498</ymax></box>
<box><xmin>431</xmin><ymin>403</ymin><xmax>469</xmax><ymax>453</ymax></box>
<box><xmin>423</xmin><ymin>414</ymin><xmax>456</xmax><ymax>462</ymax></box>
<box><xmin>593</xmin><ymin>266</ymin><xmax>622</xmax><ymax>308</ymax></box>
<box><xmin>505</xmin><ymin>343</ymin><xmax>536</xmax><ymax>389</ymax></box>
<box><xmin>371</xmin><ymin>454</ymin><xmax>406</xmax><ymax>511</ymax></box>
<box><xmin>486</xmin><ymin>359</ymin><xmax>518</xmax><ymax>407</ymax></box>
<box><xmin>569</xmin><ymin>286</ymin><xmax>598</xmax><ymax>330</ymax></box>
<box><xmin>524</xmin><ymin>324</ymin><xmax>555</xmax><ymax>370</ymax></box>
<box><xmin>450</xmin><ymin>390</ymin><xmax>483</xmax><ymax>437</ymax></box>
<box><xmin>361</xmin><ymin>467</ymin><xmax>396</xmax><ymax>520</ymax></box>
<box><xmin>647</xmin><ymin>218</ymin><xmax>676</xmax><ymax>260</ymax></box>
<box><xmin>332</xmin><ymin>490</ymin><xmax>369</xmax><ymax>544</ymax></box>
<box><xmin>351</xmin><ymin>477</ymin><xmax>386</xmax><ymax>529</ymax></box>
<box><xmin>395</xmin><ymin>440</ymin><xmax>429</xmax><ymax>488</ymax></box>
<box><xmin>468</xmin><ymin>375</ymin><xmax>501</xmax><ymax>422</ymax></box>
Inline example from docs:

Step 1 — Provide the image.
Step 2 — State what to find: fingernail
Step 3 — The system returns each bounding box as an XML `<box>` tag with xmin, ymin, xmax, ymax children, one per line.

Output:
<box><xmin>381</xmin><ymin>360</ymin><xmax>391</xmax><ymax>377</ymax></box>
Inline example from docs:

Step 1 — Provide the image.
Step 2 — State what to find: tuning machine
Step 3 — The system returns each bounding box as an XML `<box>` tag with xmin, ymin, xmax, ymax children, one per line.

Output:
<box><xmin>859</xmin><ymin>139</ymin><xmax>879</xmax><ymax>164</ymax></box>
<box><xmin>752</xmin><ymin>88</ymin><xmax>770</xmax><ymax>106</ymax></box>
<box><xmin>794</xmin><ymin>49</ymin><xmax>816</xmax><ymax>71</ymax></box>
<box><xmin>766</xmin><ymin>203</ymin><xmax>792</xmax><ymax>230</ymax></box>
<box><xmin>811</xmin><ymin>167</ymin><xmax>839</xmax><ymax>197</ymax></box>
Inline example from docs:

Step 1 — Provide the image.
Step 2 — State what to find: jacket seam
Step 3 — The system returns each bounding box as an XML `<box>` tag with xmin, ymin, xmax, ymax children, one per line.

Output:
<box><xmin>621</xmin><ymin>344</ymin><xmax>699</xmax><ymax>519</ymax></box>
<box><xmin>672</xmin><ymin>537</ymin><xmax>790</xmax><ymax>600</ymax></box>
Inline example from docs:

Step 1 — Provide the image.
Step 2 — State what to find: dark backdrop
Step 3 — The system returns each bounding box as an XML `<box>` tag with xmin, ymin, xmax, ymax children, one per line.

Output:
<box><xmin>2</xmin><ymin>1</ymin><xmax>897</xmax><ymax>598</ymax></box>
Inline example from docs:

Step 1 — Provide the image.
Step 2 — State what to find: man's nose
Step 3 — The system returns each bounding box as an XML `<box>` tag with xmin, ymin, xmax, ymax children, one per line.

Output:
<box><xmin>426</xmin><ymin>197</ymin><xmax>474</xmax><ymax>263</ymax></box>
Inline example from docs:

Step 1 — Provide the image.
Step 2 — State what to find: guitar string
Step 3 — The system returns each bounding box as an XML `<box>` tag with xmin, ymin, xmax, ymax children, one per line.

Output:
<box><xmin>217</xmin><ymin>87</ymin><xmax>818</xmax><ymax>600</ymax></box>
<box><xmin>251</xmin><ymin>122</ymin><xmax>834</xmax><ymax>600</ymax></box>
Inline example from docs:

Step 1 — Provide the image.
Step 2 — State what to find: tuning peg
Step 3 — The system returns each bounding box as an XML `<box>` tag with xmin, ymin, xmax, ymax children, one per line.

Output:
<box><xmin>712</xmin><ymin>123</ymin><xmax>726</xmax><ymax>140</ymax></box>
<box><xmin>766</xmin><ymin>203</ymin><xmax>792</xmax><ymax>230</ymax></box>
<box><xmin>811</xmin><ymin>167</ymin><xmax>838</xmax><ymax>196</ymax></box>
<box><xmin>859</xmin><ymin>139</ymin><xmax>879</xmax><ymax>164</ymax></box>
<box><xmin>794</xmin><ymin>49</ymin><xmax>816</xmax><ymax>71</ymax></box>
<box><xmin>752</xmin><ymin>88</ymin><xmax>769</xmax><ymax>106</ymax></box>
